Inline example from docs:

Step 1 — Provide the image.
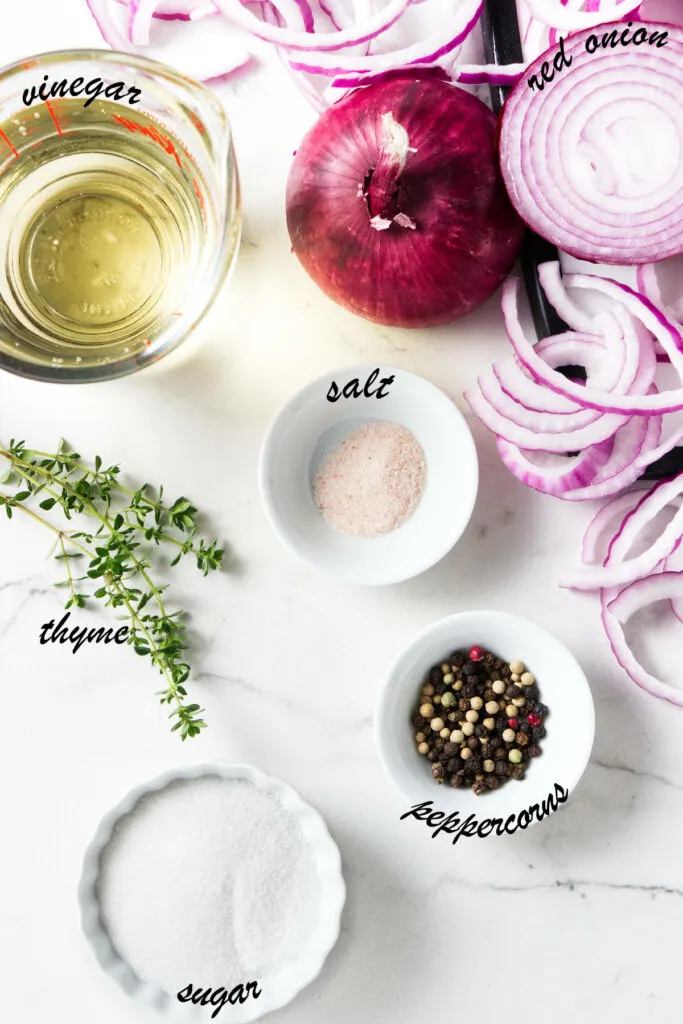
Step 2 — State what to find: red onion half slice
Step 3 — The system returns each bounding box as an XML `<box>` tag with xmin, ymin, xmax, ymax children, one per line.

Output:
<box><xmin>563</xmin><ymin>474</ymin><xmax>683</xmax><ymax>589</ymax></box>
<box><xmin>499</xmin><ymin>24</ymin><xmax>683</xmax><ymax>265</ymax></box>
<box><xmin>603</xmin><ymin>572</ymin><xmax>683</xmax><ymax>706</ymax></box>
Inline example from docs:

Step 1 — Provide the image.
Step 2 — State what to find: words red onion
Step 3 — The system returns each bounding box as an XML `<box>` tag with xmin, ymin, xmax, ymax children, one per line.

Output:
<box><xmin>286</xmin><ymin>77</ymin><xmax>524</xmax><ymax>328</ymax></box>
<box><xmin>499</xmin><ymin>23</ymin><xmax>683</xmax><ymax>265</ymax></box>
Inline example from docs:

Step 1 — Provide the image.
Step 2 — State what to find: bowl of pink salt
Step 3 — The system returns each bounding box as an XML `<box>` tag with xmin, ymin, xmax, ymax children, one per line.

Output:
<box><xmin>259</xmin><ymin>364</ymin><xmax>478</xmax><ymax>585</ymax></box>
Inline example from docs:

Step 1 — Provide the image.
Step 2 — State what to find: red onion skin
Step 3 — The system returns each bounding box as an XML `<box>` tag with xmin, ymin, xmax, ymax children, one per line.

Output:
<box><xmin>286</xmin><ymin>77</ymin><xmax>525</xmax><ymax>328</ymax></box>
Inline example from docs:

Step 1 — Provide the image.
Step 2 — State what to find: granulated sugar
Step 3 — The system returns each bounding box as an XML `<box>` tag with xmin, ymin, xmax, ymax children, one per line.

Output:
<box><xmin>98</xmin><ymin>777</ymin><xmax>320</xmax><ymax>993</ymax></box>
<box><xmin>313</xmin><ymin>420</ymin><xmax>426</xmax><ymax>537</ymax></box>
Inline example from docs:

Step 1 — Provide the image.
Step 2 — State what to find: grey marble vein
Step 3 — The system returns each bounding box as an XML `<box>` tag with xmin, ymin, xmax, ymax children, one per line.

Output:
<box><xmin>437</xmin><ymin>877</ymin><xmax>683</xmax><ymax>899</ymax></box>
<box><xmin>196</xmin><ymin>669</ymin><xmax>372</xmax><ymax>731</ymax></box>
<box><xmin>592</xmin><ymin>757</ymin><xmax>683</xmax><ymax>794</ymax></box>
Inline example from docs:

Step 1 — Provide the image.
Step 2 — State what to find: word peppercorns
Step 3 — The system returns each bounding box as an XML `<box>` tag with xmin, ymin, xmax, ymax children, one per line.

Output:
<box><xmin>412</xmin><ymin>649</ymin><xmax>549</xmax><ymax>795</ymax></box>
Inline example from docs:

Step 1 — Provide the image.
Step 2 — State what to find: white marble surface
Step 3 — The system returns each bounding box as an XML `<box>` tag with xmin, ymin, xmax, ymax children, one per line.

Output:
<box><xmin>1</xmin><ymin>4</ymin><xmax>683</xmax><ymax>1023</ymax></box>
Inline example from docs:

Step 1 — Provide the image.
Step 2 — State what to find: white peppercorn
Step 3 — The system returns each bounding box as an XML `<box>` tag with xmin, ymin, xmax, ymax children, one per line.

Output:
<box><xmin>461</xmin><ymin>747</ymin><xmax>473</xmax><ymax>760</ymax></box>
<box><xmin>510</xmin><ymin>674</ymin><xmax>520</xmax><ymax>683</ymax></box>
<box><xmin>492</xmin><ymin>680</ymin><xmax>506</xmax><ymax>695</ymax></box>
<box><xmin>510</xmin><ymin>661</ymin><xmax>524</xmax><ymax>675</ymax></box>
<box><xmin>430</xmin><ymin>717</ymin><xmax>445</xmax><ymax>732</ymax></box>
<box><xmin>415</xmin><ymin>732</ymin><xmax>426</xmax><ymax>742</ymax></box>
<box><xmin>433</xmin><ymin>695</ymin><xmax>441</xmax><ymax>704</ymax></box>
<box><xmin>422</xmin><ymin>683</ymin><xmax>435</xmax><ymax>696</ymax></box>
<box><xmin>443</xmin><ymin>673</ymin><xmax>454</xmax><ymax>684</ymax></box>
<box><xmin>485</xmin><ymin>700</ymin><xmax>499</xmax><ymax>715</ymax></box>
<box><xmin>461</xmin><ymin>722</ymin><xmax>475</xmax><ymax>737</ymax></box>
<box><xmin>483</xmin><ymin>759</ymin><xmax>495</xmax><ymax>773</ymax></box>
<box><xmin>521</xmin><ymin>672</ymin><xmax>535</xmax><ymax>686</ymax></box>
<box><xmin>483</xmin><ymin>717</ymin><xmax>496</xmax><ymax>730</ymax></box>
<box><xmin>509</xmin><ymin>749</ymin><xmax>523</xmax><ymax>764</ymax></box>
<box><xmin>440</xmin><ymin>727</ymin><xmax>451</xmax><ymax>739</ymax></box>
<box><xmin>512</xmin><ymin>697</ymin><xmax>526</xmax><ymax>708</ymax></box>
<box><xmin>450</xmin><ymin>729</ymin><xmax>465</xmax><ymax>744</ymax></box>
<box><xmin>470</xmin><ymin>696</ymin><xmax>484</xmax><ymax>711</ymax></box>
<box><xmin>420</xmin><ymin>703</ymin><xmax>434</xmax><ymax>718</ymax></box>
<box><xmin>441</xmin><ymin>663</ymin><xmax>450</xmax><ymax>672</ymax></box>
<box><xmin>417</xmin><ymin>742</ymin><xmax>430</xmax><ymax>755</ymax></box>
<box><xmin>453</xmin><ymin>679</ymin><xmax>463</xmax><ymax>691</ymax></box>
<box><xmin>502</xmin><ymin>728</ymin><xmax>516</xmax><ymax>742</ymax></box>
<box><xmin>465</xmin><ymin>709</ymin><xmax>479</xmax><ymax>723</ymax></box>
<box><xmin>505</xmin><ymin>704</ymin><xmax>517</xmax><ymax>717</ymax></box>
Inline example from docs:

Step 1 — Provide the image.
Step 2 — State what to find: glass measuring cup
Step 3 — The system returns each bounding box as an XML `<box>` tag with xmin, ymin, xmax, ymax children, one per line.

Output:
<box><xmin>0</xmin><ymin>50</ymin><xmax>240</xmax><ymax>383</ymax></box>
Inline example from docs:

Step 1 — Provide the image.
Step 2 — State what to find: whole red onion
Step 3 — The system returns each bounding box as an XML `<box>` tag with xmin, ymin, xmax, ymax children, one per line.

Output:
<box><xmin>286</xmin><ymin>76</ymin><xmax>524</xmax><ymax>328</ymax></box>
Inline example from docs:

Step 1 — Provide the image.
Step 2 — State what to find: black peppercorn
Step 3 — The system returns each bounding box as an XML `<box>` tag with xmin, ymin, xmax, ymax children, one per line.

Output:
<box><xmin>475</xmin><ymin>724</ymin><xmax>487</xmax><ymax>738</ymax></box>
<box><xmin>528</xmin><ymin>744</ymin><xmax>542</xmax><ymax>758</ymax></box>
<box><xmin>446</xmin><ymin>758</ymin><xmax>459</xmax><ymax>772</ymax></box>
<box><xmin>412</xmin><ymin>713</ymin><xmax>423</xmax><ymax>728</ymax></box>
<box><xmin>432</xmin><ymin>764</ymin><xmax>445</xmax><ymax>781</ymax></box>
<box><xmin>532</xmin><ymin>725</ymin><xmax>547</xmax><ymax>740</ymax></box>
<box><xmin>485</xmin><ymin>776</ymin><xmax>500</xmax><ymax>790</ymax></box>
<box><xmin>509</xmin><ymin>764</ymin><xmax>525</xmax><ymax>781</ymax></box>
<box><xmin>472</xmin><ymin>780</ymin><xmax>486</xmax><ymax>796</ymax></box>
<box><xmin>427</xmin><ymin>751</ymin><xmax>439</xmax><ymax>762</ymax></box>
<box><xmin>534</xmin><ymin>702</ymin><xmax>549</xmax><ymax>718</ymax></box>
<box><xmin>494</xmin><ymin>761</ymin><xmax>507</xmax><ymax>776</ymax></box>
<box><xmin>443</xmin><ymin>742</ymin><xmax>457</xmax><ymax>757</ymax></box>
<box><xmin>429</xmin><ymin>667</ymin><xmax>442</xmax><ymax>685</ymax></box>
<box><xmin>458</xmin><ymin>697</ymin><xmax>469</xmax><ymax>712</ymax></box>
<box><xmin>516</xmin><ymin>732</ymin><xmax>529</xmax><ymax>747</ymax></box>
<box><xmin>467</xmin><ymin>736</ymin><xmax>479</xmax><ymax>750</ymax></box>
<box><xmin>451</xmin><ymin>774</ymin><xmax>464</xmax><ymax>788</ymax></box>
<box><xmin>468</xmin><ymin>758</ymin><xmax>481</xmax><ymax>775</ymax></box>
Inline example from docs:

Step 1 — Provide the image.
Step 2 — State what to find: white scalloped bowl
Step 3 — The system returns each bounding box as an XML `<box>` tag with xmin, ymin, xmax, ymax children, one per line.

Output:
<box><xmin>78</xmin><ymin>763</ymin><xmax>346</xmax><ymax>1022</ymax></box>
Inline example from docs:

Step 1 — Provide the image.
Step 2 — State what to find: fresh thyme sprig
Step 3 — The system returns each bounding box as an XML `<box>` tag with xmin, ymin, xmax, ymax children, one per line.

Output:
<box><xmin>0</xmin><ymin>438</ymin><xmax>224</xmax><ymax>739</ymax></box>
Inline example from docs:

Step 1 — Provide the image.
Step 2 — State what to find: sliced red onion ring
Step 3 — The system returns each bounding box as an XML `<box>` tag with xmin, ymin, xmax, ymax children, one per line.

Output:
<box><xmin>562</xmin><ymin>273</ymin><xmax>683</xmax><ymax>379</ymax></box>
<box><xmin>634</xmin><ymin>423</ymin><xmax>683</xmax><ymax>470</ymax></box>
<box><xmin>211</xmin><ymin>0</ymin><xmax>415</xmax><ymax>52</ymax></box>
<box><xmin>130</xmin><ymin>0</ymin><xmax>161</xmax><ymax>45</ymax></box>
<box><xmin>562</xmin><ymin>474</ymin><xmax>683</xmax><ymax>589</ymax></box>
<box><xmin>452</xmin><ymin>62</ymin><xmax>527</xmax><ymax>85</ymax></box>
<box><xmin>581</xmin><ymin>489</ymin><xmax>650</xmax><ymax>565</ymax></box>
<box><xmin>559</xmin><ymin>411</ymin><xmax>662</xmax><ymax>501</ymax></box>
<box><xmin>496</xmin><ymin>436</ymin><xmax>614</xmax><ymax>495</ymax></box>
<box><xmin>500</xmin><ymin>28</ymin><xmax>683</xmax><ymax>265</ymax></box>
<box><xmin>87</xmin><ymin>0</ymin><xmax>135</xmax><ymax>49</ymax></box>
<box><xmin>465</xmin><ymin>380</ymin><xmax>631</xmax><ymax>452</ymax></box>
<box><xmin>89</xmin><ymin>0</ymin><xmax>252</xmax><ymax>82</ymax></box>
<box><xmin>526</xmin><ymin>0</ymin><xmax>641</xmax><ymax>29</ymax></box>
<box><xmin>603</xmin><ymin>572</ymin><xmax>683</xmax><ymax>706</ymax></box>
<box><xmin>285</xmin><ymin>0</ymin><xmax>483</xmax><ymax>74</ymax></box>
<box><xmin>537</xmin><ymin>262</ymin><xmax>603</xmax><ymax>335</ymax></box>
<box><xmin>502</xmin><ymin>277</ymin><xmax>683</xmax><ymax>415</ymax></box>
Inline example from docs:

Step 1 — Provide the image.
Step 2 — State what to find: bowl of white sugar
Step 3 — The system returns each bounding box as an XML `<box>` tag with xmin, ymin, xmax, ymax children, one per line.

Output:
<box><xmin>79</xmin><ymin>763</ymin><xmax>345</xmax><ymax>1022</ymax></box>
<box><xmin>259</xmin><ymin>364</ymin><xmax>479</xmax><ymax>585</ymax></box>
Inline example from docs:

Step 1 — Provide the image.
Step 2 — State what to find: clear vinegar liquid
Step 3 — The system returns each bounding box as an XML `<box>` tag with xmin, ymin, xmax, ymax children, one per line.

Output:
<box><xmin>0</xmin><ymin>98</ymin><xmax>213</xmax><ymax>369</ymax></box>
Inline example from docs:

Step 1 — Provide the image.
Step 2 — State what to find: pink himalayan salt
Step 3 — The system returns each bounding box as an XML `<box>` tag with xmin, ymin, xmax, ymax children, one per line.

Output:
<box><xmin>313</xmin><ymin>420</ymin><xmax>426</xmax><ymax>538</ymax></box>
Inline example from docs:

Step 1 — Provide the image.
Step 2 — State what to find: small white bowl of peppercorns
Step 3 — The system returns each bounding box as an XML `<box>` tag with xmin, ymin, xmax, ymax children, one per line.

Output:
<box><xmin>375</xmin><ymin>611</ymin><xmax>594</xmax><ymax>824</ymax></box>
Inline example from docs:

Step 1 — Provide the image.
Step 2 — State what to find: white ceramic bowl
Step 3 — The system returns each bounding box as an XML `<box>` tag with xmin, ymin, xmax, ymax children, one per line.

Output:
<box><xmin>259</xmin><ymin>365</ymin><xmax>478</xmax><ymax>585</ymax></box>
<box><xmin>79</xmin><ymin>763</ymin><xmax>346</xmax><ymax>1022</ymax></box>
<box><xmin>375</xmin><ymin>612</ymin><xmax>595</xmax><ymax>823</ymax></box>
